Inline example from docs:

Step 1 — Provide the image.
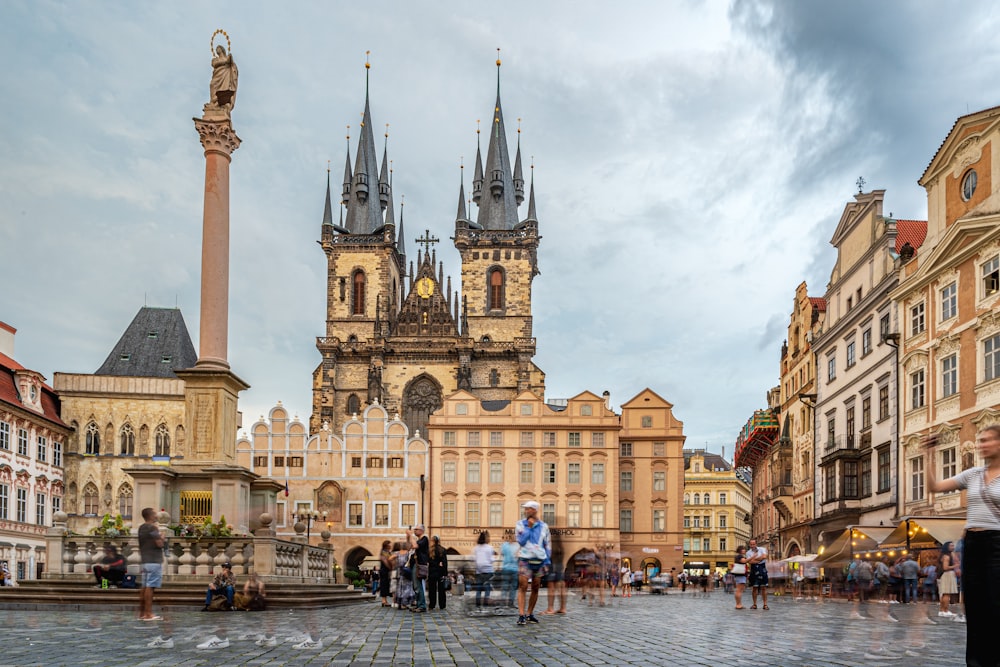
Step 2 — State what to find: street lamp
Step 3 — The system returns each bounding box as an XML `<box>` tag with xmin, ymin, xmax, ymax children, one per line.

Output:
<box><xmin>296</xmin><ymin>509</ymin><xmax>328</xmax><ymax>541</ymax></box>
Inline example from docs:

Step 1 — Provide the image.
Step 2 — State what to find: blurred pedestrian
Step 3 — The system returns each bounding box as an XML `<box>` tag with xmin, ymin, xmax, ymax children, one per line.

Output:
<box><xmin>732</xmin><ymin>546</ymin><xmax>748</xmax><ymax>609</ymax></box>
<box><xmin>428</xmin><ymin>536</ymin><xmax>449</xmax><ymax>611</ymax></box>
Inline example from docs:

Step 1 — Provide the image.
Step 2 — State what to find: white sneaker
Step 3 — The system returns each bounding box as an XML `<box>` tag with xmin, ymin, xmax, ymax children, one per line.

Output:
<box><xmin>937</xmin><ymin>611</ymin><xmax>955</xmax><ymax>617</ymax></box>
<box><xmin>197</xmin><ymin>635</ymin><xmax>230</xmax><ymax>649</ymax></box>
<box><xmin>953</xmin><ymin>615</ymin><xmax>966</xmax><ymax>623</ymax></box>
<box><xmin>147</xmin><ymin>636</ymin><xmax>174</xmax><ymax>648</ymax></box>
<box><xmin>292</xmin><ymin>638</ymin><xmax>322</xmax><ymax>649</ymax></box>
<box><xmin>255</xmin><ymin>635</ymin><xmax>278</xmax><ymax>647</ymax></box>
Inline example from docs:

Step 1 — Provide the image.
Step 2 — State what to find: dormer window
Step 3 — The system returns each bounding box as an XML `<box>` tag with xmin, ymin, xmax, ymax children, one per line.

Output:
<box><xmin>120</xmin><ymin>353</ymin><xmax>131</xmax><ymax>361</ymax></box>
<box><xmin>147</xmin><ymin>331</ymin><xmax>158</xmax><ymax>339</ymax></box>
<box><xmin>161</xmin><ymin>356</ymin><xmax>172</xmax><ymax>364</ymax></box>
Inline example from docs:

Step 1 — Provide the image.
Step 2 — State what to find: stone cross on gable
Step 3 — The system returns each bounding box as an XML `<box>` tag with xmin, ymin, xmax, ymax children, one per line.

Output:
<box><xmin>416</xmin><ymin>229</ymin><xmax>439</xmax><ymax>253</ymax></box>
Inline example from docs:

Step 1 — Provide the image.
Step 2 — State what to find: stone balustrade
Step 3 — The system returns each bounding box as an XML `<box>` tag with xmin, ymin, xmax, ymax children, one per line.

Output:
<box><xmin>44</xmin><ymin>511</ymin><xmax>336</xmax><ymax>582</ymax></box>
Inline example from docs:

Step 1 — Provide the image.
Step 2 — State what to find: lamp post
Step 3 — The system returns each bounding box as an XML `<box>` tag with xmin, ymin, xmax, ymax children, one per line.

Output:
<box><xmin>296</xmin><ymin>509</ymin><xmax>328</xmax><ymax>542</ymax></box>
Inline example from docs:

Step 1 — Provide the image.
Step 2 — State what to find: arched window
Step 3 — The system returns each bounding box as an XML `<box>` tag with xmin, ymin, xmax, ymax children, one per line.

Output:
<box><xmin>488</xmin><ymin>268</ymin><xmax>504</xmax><ymax>310</ymax></box>
<box><xmin>83</xmin><ymin>483</ymin><xmax>99</xmax><ymax>515</ymax></box>
<box><xmin>683</xmin><ymin>494</ymin><xmax>689</xmax><ymax>505</ymax></box>
<box><xmin>118</xmin><ymin>483</ymin><xmax>133</xmax><ymax>518</ymax></box>
<box><xmin>119</xmin><ymin>424</ymin><xmax>135</xmax><ymax>455</ymax></box>
<box><xmin>703</xmin><ymin>493</ymin><xmax>710</xmax><ymax>505</ymax></box>
<box><xmin>154</xmin><ymin>424</ymin><xmax>170</xmax><ymax>457</ymax></box>
<box><xmin>352</xmin><ymin>270</ymin><xmax>366</xmax><ymax>315</ymax></box>
<box><xmin>85</xmin><ymin>422</ymin><xmax>100</xmax><ymax>455</ymax></box>
<box><xmin>693</xmin><ymin>494</ymin><xmax>700</xmax><ymax>505</ymax></box>
<box><xmin>347</xmin><ymin>394</ymin><xmax>361</xmax><ymax>416</ymax></box>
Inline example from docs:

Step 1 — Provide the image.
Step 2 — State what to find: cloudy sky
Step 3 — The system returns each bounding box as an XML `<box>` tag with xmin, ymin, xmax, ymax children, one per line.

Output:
<box><xmin>3</xmin><ymin>1</ymin><xmax>999</xmax><ymax>455</ymax></box>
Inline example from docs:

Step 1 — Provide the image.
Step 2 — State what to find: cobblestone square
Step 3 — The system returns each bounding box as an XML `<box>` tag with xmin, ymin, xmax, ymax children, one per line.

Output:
<box><xmin>0</xmin><ymin>591</ymin><xmax>966</xmax><ymax>666</ymax></box>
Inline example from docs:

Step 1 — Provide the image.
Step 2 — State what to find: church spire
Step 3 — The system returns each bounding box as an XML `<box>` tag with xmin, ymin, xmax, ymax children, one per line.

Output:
<box><xmin>344</xmin><ymin>52</ymin><xmax>384</xmax><ymax>234</ymax></box>
<box><xmin>472</xmin><ymin>121</ymin><xmax>483</xmax><ymax>204</ymax></box>
<box><xmin>456</xmin><ymin>163</ymin><xmax>468</xmax><ymax>223</ymax></box>
<box><xmin>322</xmin><ymin>163</ymin><xmax>333</xmax><ymax>227</ymax></box>
<box><xmin>523</xmin><ymin>161</ymin><xmax>538</xmax><ymax>224</ymax></box>
<box><xmin>384</xmin><ymin>160</ymin><xmax>396</xmax><ymax>228</ymax></box>
<box><xmin>396</xmin><ymin>194</ymin><xmax>407</xmax><ymax>260</ymax></box>
<box><xmin>341</xmin><ymin>127</ymin><xmax>352</xmax><ymax>205</ymax></box>
<box><xmin>513</xmin><ymin>119</ymin><xmax>524</xmax><ymax>205</ymax></box>
<box><xmin>475</xmin><ymin>50</ymin><xmax>519</xmax><ymax>230</ymax></box>
<box><xmin>378</xmin><ymin>124</ymin><xmax>390</xmax><ymax>211</ymax></box>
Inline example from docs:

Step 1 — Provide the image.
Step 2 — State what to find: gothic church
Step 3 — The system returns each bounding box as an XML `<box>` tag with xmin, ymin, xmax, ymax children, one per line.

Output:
<box><xmin>310</xmin><ymin>60</ymin><xmax>545</xmax><ymax>437</ymax></box>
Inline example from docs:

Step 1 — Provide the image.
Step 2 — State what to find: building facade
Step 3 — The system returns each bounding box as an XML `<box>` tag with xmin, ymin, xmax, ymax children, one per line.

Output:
<box><xmin>892</xmin><ymin>104</ymin><xmax>1000</xmax><ymax>517</ymax></box>
<box><xmin>236</xmin><ymin>401</ymin><xmax>428</xmax><ymax>572</ymax></box>
<box><xmin>310</xmin><ymin>65</ymin><xmax>544</xmax><ymax>439</ymax></box>
<box><xmin>54</xmin><ymin>307</ymin><xmax>196</xmax><ymax>534</ymax></box>
<box><xmin>682</xmin><ymin>449</ymin><xmax>751</xmax><ymax>573</ymax></box>
<box><xmin>811</xmin><ymin>190</ymin><xmax>925</xmax><ymax>550</ymax></box>
<box><xmin>0</xmin><ymin>322</ymin><xmax>72</xmax><ymax>580</ymax></box>
<box><xmin>777</xmin><ymin>283</ymin><xmax>826</xmax><ymax>557</ymax></box>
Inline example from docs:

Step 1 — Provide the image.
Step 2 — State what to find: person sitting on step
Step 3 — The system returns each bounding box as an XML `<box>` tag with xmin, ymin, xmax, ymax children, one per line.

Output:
<box><xmin>93</xmin><ymin>545</ymin><xmax>126</xmax><ymax>587</ymax></box>
<box><xmin>203</xmin><ymin>562</ymin><xmax>236</xmax><ymax>610</ymax></box>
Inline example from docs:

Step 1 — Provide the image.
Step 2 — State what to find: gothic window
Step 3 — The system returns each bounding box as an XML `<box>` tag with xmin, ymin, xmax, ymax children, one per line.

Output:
<box><xmin>352</xmin><ymin>270</ymin><xmax>366</xmax><ymax>315</ymax></box>
<box><xmin>118</xmin><ymin>483</ymin><xmax>133</xmax><ymax>518</ymax></box>
<box><xmin>488</xmin><ymin>268</ymin><xmax>505</xmax><ymax>310</ymax></box>
<box><xmin>83</xmin><ymin>483</ymin><xmax>99</xmax><ymax>515</ymax></box>
<box><xmin>85</xmin><ymin>422</ymin><xmax>100</xmax><ymax>455</ymax></box>
<box><xmin>402</xmin><ymin>375</ymin><xmax>443</xmax><ymax>438</ymax></box>
<box><xmin>119</xmin><ymin>423</ymin><xmax>135</xmax><ymax>455</ymax></box>
<box><xmin>154</xmin><ymin>424</ymin><xmax>170</xmax><ymax>457</ymax></box>
<box><xmin>347</xmin><ymin>394</ymin><xmax>361</xmax><ymax>416</ymax></box>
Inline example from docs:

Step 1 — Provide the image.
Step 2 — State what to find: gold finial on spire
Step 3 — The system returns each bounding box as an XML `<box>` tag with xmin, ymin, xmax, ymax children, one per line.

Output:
<box><xmin>365</xmin><ymin>50</ymin><xmax>371</xmax><ymax>69</ymax></box>
<box><xmin>385</xmin><ymin>123</ymin><xmax>389</xmax><ymax>138</ymax></box>
<box><xmin>496</xmin><ymin>47</ymin><xmax>501</xmax><ymax>67</ymax></box>
<box><xmin>476</xmin><ymin>119</ymin><xmax>481</xmax><ymax>135</ymax></box>
<box><xmin>460</xmin><ymin>156</ymin><xmax>464</xmax><ymax>169</ymax></box>
<box><xmin>390</xmin><ymin>159</ymin><xmax>393</xmax><ymax>174</ymax></box>
<box><xmin>327</xmin><ymin>159</ymin><xmax>331</xmax><ymax>174</ymax></box>
<box><xmin>360</xmin><ymin>111</ymin><xmax>364</xmax><ymax>129</ymax></box>
<box><xmin>346</xmin><ymin>125</ymin><xmax>350</xmax><ymax>141</ymax></box>
<box><xmin>517</xmin><ymin>117</ymin><xmax>521</xmax><ymax>135</ymax></box>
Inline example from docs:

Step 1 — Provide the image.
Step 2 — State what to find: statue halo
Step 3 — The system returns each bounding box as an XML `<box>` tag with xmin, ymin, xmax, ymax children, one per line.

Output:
<box><xmin>211</xmin><ymin>29</ymin><xmax>231</xmax><ymax>55</ymax></box>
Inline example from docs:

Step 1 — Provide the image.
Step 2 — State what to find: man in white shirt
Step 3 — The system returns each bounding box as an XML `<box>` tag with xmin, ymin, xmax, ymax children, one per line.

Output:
<box><xmin>746</xmin><ymin>539</ymin><xmax>769</xmax><ymax>610</ymax></box>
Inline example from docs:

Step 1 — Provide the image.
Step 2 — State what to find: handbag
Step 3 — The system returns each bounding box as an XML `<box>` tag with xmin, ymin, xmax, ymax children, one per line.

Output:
<box><xmin>731</xmin><ymin>563</ymin><xmax>746</xmax><ymax>575</ymax></box>
<box><xmin>416</xmin><ymin>564</ymin><xmax>429</xmax><ymax>579</ymax></box>
<box><xmin>442</xmin><ymin>577</ymin><xmax>452</xmax><ymax>591</ymax></box>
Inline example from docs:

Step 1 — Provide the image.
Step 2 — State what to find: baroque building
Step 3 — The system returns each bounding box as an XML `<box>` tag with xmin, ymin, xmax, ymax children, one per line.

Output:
<box><xmin>0</xmin><ymin>322</ymin><xmax>71</xmax><ymax>581</ymax></box>
<box><xmin>425</xmin><ymin>388</ymin><xmax>685</xmax><ymax>579</ymax></box>
<box><xmin>311</xmin><ymin>63</ymin><xmax>544</xmax><ymax>439</ymax></box>
<box><xmin>892</xmin><ymin>104</ymin><xmax>1000</xmax><ymax>518</ymax></box>
<box><xmin>682</xmin><ymin>449</ymin><xmax>751</xmax><ymax>573</ymax></box>
<box><xmin>236</xmin><ymin>401</ymin><xmax>428</xmax><ymax>572</ymax></box>
<box><xmin>777</xmin><ymin>282</ymin><xmax>825</xmax><ymax>556</ymax></box>
<box><xmin>811</xmin><ymin>190</ymin><xmax>925</xmax><ymax>550</ymax></box>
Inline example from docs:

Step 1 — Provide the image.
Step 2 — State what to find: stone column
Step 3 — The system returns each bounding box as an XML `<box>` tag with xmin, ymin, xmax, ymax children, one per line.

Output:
<box><xmin>192</xmin><ymin>118</ymin><xmax>241</xmax><ymax>370</ymax></box>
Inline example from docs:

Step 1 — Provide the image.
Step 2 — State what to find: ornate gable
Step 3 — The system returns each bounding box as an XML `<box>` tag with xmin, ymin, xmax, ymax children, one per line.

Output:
<box><xmin>392</xmin><ymin>256</ymin><xmax>458</xmax><ymax>338</ymax></box>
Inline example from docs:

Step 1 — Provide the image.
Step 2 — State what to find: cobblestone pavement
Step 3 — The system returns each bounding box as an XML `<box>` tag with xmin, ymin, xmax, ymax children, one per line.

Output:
<box><xmin>0</xmin><ymin>590</ymin><xmax>967</xmax><ymax>666</ymax></box>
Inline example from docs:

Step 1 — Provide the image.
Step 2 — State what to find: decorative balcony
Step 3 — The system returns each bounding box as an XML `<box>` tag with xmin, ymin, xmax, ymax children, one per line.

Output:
<box><xmin>734</xmin><ymin>409</ymin><xmax>779</xmax><ymax>469</ymax></box>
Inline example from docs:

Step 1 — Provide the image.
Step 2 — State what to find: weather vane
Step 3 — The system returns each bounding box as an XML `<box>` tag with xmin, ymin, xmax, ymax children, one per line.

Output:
<box><xmin>856</xmin><ymin>176</ymin><xmax>866</xmax><ymax>193</ymax></box>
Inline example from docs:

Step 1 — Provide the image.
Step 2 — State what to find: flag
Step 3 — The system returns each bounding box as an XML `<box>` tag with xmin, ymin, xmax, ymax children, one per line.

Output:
<box><xmin>283</xmin><ymin>478</ymin><xmax>289</xmax><ymax>497</ymax></box>
<box><xmin>364</xmin><ymin>483</ymin><xmax>370</xmax><ymax>503</ymax></box>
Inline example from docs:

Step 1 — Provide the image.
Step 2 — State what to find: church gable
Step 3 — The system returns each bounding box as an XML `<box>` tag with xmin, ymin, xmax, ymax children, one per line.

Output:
<box><xmin>393</xmin><ymin>252</ymin><xmax>458</xmax><ymax>338</ymax></box>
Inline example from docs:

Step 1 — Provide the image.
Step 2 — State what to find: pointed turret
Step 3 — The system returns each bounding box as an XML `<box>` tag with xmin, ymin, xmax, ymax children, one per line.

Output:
<box><xmin>472</xmin><ymin>124</ymin><xmax>483</xmax><ymax>204</ymax></box>
<box><xmin>513</xmin><ymin>122</ymin><xmax>525</xmax><ymax>205</ymax></box>
<box><xmin>456</xmin><ymin>179</ymin><xmax>468</xmax><ymax>222</ymax></box>
<box><xmin>344</xmin><ymin>55</ymin><xmax>384</xmax><ymax>234</ymax></box>
<box><xmin>341</xmin><ymin>130</ymin><xmax>352</xmax><ymax>205</ymax></box>
<box><xmin>396</xmin><ymin>194</ymin><xmax>406</xmax><ymax>260</ymax></box>
<box><xmin>522</xmin><ymin>165</ymin><xmax>538</xmax><ymax>224</ymax></box>
<box><xmin>321</xmin><ymin>166</ymin><xmax>334</xmax><ymax>241</ymax></box>
<box><xmin>475</xmin><ymin>56</ymin><xmax>519</xmax><ymax>230</ymax></box>
<box><xmin>378</xmin><ymin>127</ymin><xmax>390</xmax><ymax>211</ymax></box>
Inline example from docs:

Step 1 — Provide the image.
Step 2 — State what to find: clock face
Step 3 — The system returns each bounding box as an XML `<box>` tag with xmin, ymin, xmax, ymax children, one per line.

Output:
<box><xmin>416</xmin><ymin>277</ymin><xmax>434</xmax><ymax>299</ymax></box>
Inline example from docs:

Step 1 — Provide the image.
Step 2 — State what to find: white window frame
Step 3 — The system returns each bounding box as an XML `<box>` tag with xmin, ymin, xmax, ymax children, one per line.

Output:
<box><xmin>567</xmin><ymin>502</ymin><xmax>581</xmax><ymax>527</ymax></box>
<box><xmin>347</xmin><ymin>501</ymin><xmax>364</xmax><ymax>527</ymax></box>
<box><xmin>911</xmin><ymin>369</ymin><xmax>925</xmax><ymax>409</ymax></box>
<box><xmin>942</xmin><ymin>354</ymin><xmax>958</xmax><ymax>398</ymax></box>
<box><xmin>941</xmin><ymin>282</ymin><xmax>957</xmax><ymax>321</ymax></box>
<box><xmin>489</xmin><ymin>461</ymin><xmax>503</xmax><ymax>484</ymax></box>
<box><xmin>910</xmin><ymin>302</ymin><xmax>925</xmax><ymax>336</ymax></box>
<box><xmin>442</xmin><ymin>461</ymin><xmax>457</xmax><ymax>484</ymax></box>
<box><xmin>567</xmin><ymin>462</ymin><xmax>581</xmax><ymax>484</ymax></box>
<box><xmin>374</xmin><ymin>501</ymin><xmax>390</xmax><ymax>527</ymax></box>
<box><xmin>519</xmin><ymin>461</ymin><xmax>533</xmax><ymax>484</ymax></box>
<box><xmin>400</xmin><ymin>502</ymin><xmax>416</xmax><ymax>528</ymax></box>
<box><xmin>466</xmin><ymin>461</ymin><xmax>480</xmax><ymax>484</ymax></box>
<box><xmin>909</xmin><ymin>457</ymin><xmax>925</xmax><ymax>501</ymax></box>
<box><xmin>590</xmin><ymin>503</ymin><xmax>605</xmax><ymax>528</ymax></box>
<box><xmin>591</xmin><ymin>462</ymin><xmax>605</xmax><ymax>484</ymax></box>
<box><xmin>986</xmin><ymin>333</ymin><xmax>1000</xmax><ymax>382</ymax></box>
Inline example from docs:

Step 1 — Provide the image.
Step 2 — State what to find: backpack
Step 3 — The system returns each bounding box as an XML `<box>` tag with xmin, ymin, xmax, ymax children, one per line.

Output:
<box><xmin>855</xmin><ymin>561</ymin><xmax>873</xmax><ymax>582</ymax></box>
<box><xmin>118</xmin><ymin>574</ymin><xmax>138</xmax><ymax>589</ymax></box>
<box><xmin>207</xmin><ymin>595</ymin><xmax>230</xmax><ymax>611</ymax></box>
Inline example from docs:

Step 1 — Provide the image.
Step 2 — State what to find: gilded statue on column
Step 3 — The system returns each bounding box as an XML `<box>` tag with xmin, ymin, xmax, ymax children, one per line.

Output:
<box><xmin>205</xmin><ymin>30</ymin><xmax>238</xmax><ymax>118</ymax></box>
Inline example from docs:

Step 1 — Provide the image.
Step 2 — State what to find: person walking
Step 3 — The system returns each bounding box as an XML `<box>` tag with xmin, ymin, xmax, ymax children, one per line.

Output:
<box><xmin>137</xmin><ymin>507</ymin><xmax>164</xmax><ymax>622</ymax></box>
<box><xmin>500</xmin><ymin>535</ymin><xmax>519</xmax><ymax>607</ymax></box>
<box><xmin>732</xmin><ymin>546</ymin><xmax>748</xmax><ymax>609</ymax></box>
<box><xmin>542</xmin><ymin>533</ymin><xmax>566</xmax><ymax>615</ymax></box>
<box><xmin>427</xmin><ymin>536</ymin><xmax>449</xmax><ymax>611</ymax></box>
<box><xmin>899</xmin><ymin>554</ymin><xmax>920</xmax><ymax>604</ymax></box>
<box><xmin>407</xmin><ymin>525</ymin><xmax>430</xmax><ymax>612</ymax></box>
<box><xmin>378</xmin><ymin>540</ymin><xmax>393</xmax><ymax>607</ymax></box>
<box><xmin>621</xmin><ymin>564</ymin><xmax>632</xmax><ymax>598</ymax></box>
<box><xmin>746</xmin><ymin>539</ymin><xmax>769</xmax><ymax>610</ymax></box>
<box><xmin>935</xmin><ymin>541</ymin><xmax>960</xmax><ymax>617</ymax></box>
<box><xmin>473</xmin><ymin>531</ymin><xmax>495</xmax><ymax>612</ymax></box>
<box><xmin>515</xmin><ymin>500</ymin><xmax>551</xmax><ymax>626</ymax></box>
<box><xmin>929</xmin><ymin>424</ymin><xmax>1000</xmax><ymax>666</ymax></box>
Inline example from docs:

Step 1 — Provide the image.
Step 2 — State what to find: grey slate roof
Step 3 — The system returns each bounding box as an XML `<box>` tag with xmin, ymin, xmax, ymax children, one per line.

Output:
<box><xmin>683</xmin><ymin>449</ymin><xmax>733</xmax><ymax>472</ymax></box>
<box><xmin>475</xmin><ymin>86</ymin><xmax>520</xmax><ymax>231</ymax></box>
<box><xmin>481</xmin><ymin>400</ymin><xmax>511</xmax><ymax>412</ymax></box>
<box><xmin>96</xmin><ymin>307</ymin><xmax>197</xmax><ymax>378</ymax></box>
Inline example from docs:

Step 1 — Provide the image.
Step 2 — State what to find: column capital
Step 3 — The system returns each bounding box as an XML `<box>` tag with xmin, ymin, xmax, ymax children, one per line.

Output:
<box><xmin>194</xmin><ymin>117</ymin><xmax>241</xmax><ymax>157</ymax></box>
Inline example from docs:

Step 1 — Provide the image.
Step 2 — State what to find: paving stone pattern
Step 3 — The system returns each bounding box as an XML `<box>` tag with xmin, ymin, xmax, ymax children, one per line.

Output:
<box><xmin>0</xmin><ymin>591</ymin><xmax>965</xmax><ymax>666</ymax></box>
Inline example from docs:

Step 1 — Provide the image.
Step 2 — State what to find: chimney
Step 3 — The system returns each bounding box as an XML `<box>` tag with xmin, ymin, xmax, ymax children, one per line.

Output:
<box><xmin>0</xmin><ymin>322</ymin><xmax>15</xmax><ymax>358</ymax></box>
<box><xmin>602</xmin><ymin>390</ymin><xmax>611</xmax><ymax>411</ymax></box>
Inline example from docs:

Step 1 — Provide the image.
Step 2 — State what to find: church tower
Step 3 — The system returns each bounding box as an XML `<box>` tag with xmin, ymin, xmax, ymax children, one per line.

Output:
<box><xmin>311</xmin><ymin>56</ymin><xmax>544</xmax><ymax>438</ymax></box>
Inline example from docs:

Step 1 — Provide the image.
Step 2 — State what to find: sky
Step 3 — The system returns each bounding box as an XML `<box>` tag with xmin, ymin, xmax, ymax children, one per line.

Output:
<box><xmin>3</xmin><ymin>1</ymin><xmax>1000</xmax><ymax>457</ymax></box>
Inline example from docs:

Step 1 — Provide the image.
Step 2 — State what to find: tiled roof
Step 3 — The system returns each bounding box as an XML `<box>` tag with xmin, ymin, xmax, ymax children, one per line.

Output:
<box><xmin>0</xmin><ymin>354</ymin><xmax>67</xmax><ymax>427</ymax></box>
<box><xmin>481</xmin><ymin>400</ymin><xmax>511</xmax><ymax>412</ymax></box>
<box><xmin>895</xmin><ymin>219</ymin><xmax>928</xmax><ymax>253</ymax></box>
<box><xmin>96</xmin><ymin>307</ymin><xmax>197</xmax><ymax>378</ymax></box>
<box><xmin>809</xmin><ymin>297</ymin><xmax>827</xmax><ymax>311</ymax></box>
<box><xmin>683</xmin><ymin>449</ymin><xmax>733</xmax><ymax>471</ymax></box>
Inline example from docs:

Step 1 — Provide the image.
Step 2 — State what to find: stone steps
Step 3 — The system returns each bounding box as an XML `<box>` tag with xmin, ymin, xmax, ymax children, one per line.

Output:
<box><xmin>0</xmin><ymin>579</ymin><xmax>370</xmax><ymax>611</ymax></box>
